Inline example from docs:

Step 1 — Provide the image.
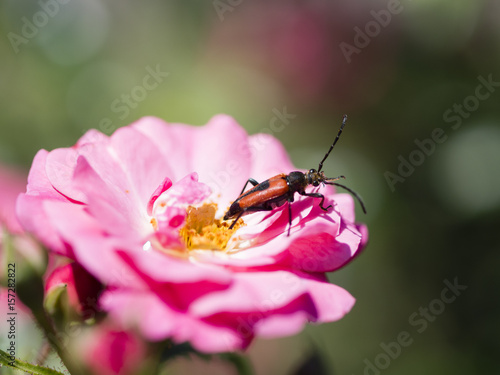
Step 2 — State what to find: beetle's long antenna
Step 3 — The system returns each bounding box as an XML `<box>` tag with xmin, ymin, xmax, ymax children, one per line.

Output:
<box><xmin>325</xmin><ymin>175</ymin><xmax>345</xmax><ymax>182</ymax></box>
<box><xmin>325</xmin><ymin>181</ymin><xmax>367</xmax><ymax>214</ymax></box>
<box><xmin>318</xmin><ymin>115</ymin><xmax>348</xmax><ymax>173</ymax></box>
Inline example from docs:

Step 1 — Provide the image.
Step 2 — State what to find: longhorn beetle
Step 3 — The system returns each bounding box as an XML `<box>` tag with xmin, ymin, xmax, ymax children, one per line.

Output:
<box><xmin>223</xmin><ymin>115</ymin><xmax>367</xmax><ymax>236</ymax></box>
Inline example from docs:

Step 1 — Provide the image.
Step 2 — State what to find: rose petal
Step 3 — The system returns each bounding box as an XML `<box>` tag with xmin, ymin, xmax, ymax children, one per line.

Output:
<box><xmin>110</xmin><ymin>126</ymin><xmax>173</xmax><ymax>209</ymax></box>
<box><xmin>147</xmin><ymin>177</ymin><xmax>172</xmax><ymax>216</ymax></box>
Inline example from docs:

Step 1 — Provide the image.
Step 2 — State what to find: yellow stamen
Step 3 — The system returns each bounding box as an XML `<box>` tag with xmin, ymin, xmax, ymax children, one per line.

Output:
<box><xmin>150</xmin><ymin>218</ymin><xmax>158</xmax><ymax>231</ymax></box>
<box><xmin>180</xmin><ymin>203</ymin><xmax>244</xmax><ymax>251</ymax></box>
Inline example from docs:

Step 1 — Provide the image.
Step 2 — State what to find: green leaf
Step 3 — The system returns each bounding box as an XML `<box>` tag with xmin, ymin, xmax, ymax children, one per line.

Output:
<box><xmin>43</xmin><ymin>284</ymin><xmax>68</xmax><ymax>316</ymax></box>
<box><xmin>0</xmin><ymin>349</ymin><xmax>66</xmax><ymax>375</ymax></box>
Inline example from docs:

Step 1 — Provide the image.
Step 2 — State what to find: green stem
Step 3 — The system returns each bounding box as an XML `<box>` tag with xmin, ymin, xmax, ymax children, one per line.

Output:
<box><xmin>0</xmin><ymin>349</ymin><xmax>65</xmax><ymax>375</ymax></box>
<box><xmin>31</xmin><ymin>307</ymin><xmax>86</xmax><ymax>375</ymax></box>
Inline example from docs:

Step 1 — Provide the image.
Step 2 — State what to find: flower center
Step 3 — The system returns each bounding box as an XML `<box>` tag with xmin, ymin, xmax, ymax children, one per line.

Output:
<box><xmin>179</xmin><ymin>203</ymin><xmax>244</xmax><ymax>251</ymax></box>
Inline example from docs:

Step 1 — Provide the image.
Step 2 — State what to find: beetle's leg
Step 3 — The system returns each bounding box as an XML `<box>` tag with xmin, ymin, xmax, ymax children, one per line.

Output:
<box><xmin>299</xmin><ymin>191</ymin><xmax>332</xmax><ymax>211</ymax></box>
<box><xmin>228</xmin><ymin>205</ymin><xmax>274</xmax><ymax>230</ymax></box>
<box><xmin>239</xmin><ymin>178</ymin><xmax>260</xmax><ymax>195</ymax></box>
<box><xmin>288</xmin><ymin>203</ymin><xmax>292</xmax><ymax>236</ymax></box>
<box><xmin>287</xmin><ymin>194</ymin><xmax>294</xmax><ymax>237</ymax></box>
<box><xmin>228</xmin><ymin>210</ymin><xmax>245</xmax><ymax>230</ymax></box>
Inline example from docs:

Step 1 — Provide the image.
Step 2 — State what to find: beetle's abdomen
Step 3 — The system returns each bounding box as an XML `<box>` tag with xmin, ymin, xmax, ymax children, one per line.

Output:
<box><xmin>237</xmin><ymin>175</ymin><xmax>288</xmax><ymax>208</ymax></box>
<box><xmin>224</xmin><ymin>201</ymin><xmax>242</xmax><ymax>220</ymax></box>
<box><xmin>224</xmin><ymin>174</ymin><xmax>288</xmax><ymax>219</ymax></box>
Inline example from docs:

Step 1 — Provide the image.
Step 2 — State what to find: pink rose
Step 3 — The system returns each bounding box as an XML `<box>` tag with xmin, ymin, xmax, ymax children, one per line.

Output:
<box><xmin>17</xmin><ymin>115</ymin><xmax>367</xmax><ymax>353</ymax></box>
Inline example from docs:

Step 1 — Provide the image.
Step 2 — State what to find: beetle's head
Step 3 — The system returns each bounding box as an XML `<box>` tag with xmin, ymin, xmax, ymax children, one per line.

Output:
<box><xmin>307</xmin><ymin>169</ymin><xmax>346</xmax><ymax>187</ymax></box>
<box><xmin>306</xmin><ymin>169</ymin><xmax>324</xmax><ymax>187</ymax></box>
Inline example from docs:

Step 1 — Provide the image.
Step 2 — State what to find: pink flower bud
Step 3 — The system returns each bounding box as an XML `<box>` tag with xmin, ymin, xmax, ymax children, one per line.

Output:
<box><xmin>44</xmin><ymin>262</ymin><xmax>102</xmax><ymax>320</ymax></box>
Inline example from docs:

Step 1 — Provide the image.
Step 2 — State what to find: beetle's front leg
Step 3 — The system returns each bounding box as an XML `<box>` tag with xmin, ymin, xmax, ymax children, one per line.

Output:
<box><xmin>299</xmin><ymin>191</ymin><xmax>332</xmax><ymax>211</ymax></box>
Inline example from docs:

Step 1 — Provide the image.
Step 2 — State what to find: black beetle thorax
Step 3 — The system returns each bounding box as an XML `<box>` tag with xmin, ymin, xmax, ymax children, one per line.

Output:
<box><xmin>287</xmin><ymin>171</ymin><xmax>308</xmax><ymax>192</ymax></box>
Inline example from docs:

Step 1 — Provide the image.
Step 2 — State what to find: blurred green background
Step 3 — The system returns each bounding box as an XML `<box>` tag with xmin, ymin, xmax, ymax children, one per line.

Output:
<box><xmin>1</xmin><ymin>0</ymin><xmax>499</xmax><ymax>374</ymax></box>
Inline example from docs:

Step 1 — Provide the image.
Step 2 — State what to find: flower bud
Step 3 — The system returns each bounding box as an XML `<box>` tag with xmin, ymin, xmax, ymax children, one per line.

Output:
<box><xmin>44</xmin><ymin>263</ymin><xmax>102</xmax><ymax>323</ymax></box>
